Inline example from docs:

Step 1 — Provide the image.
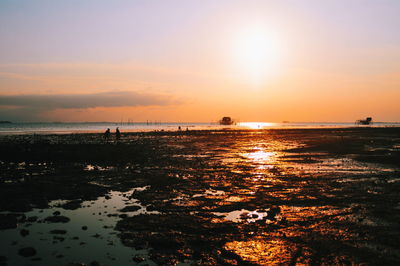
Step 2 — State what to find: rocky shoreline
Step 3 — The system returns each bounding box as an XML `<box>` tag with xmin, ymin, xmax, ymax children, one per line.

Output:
<box><xmin>0</xmin><ymin>128</ymin><xmax>399</xmax><ymax>265</ymax></box>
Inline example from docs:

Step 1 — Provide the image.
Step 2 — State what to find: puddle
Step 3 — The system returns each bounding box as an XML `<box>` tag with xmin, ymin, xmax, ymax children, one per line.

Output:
<box><xmin>0</xmin><ymin>187</ymin><xmax>156</xmax><ymax>266</ymax></box>
<box><xmin>223</xmin><ymin>238</ymin><xmax>300</xmax><ymax>265</ymax></box>
<box><xmin>214</xmin><ymin>209</ymin><xmax>277</xmax><ymax>223</ymax></box>
<box><xmin>192</xmin><ymin>189</ymin><xmax>225</xmax><ymax>198</ymax></box>
<box><xmin>84</xmin><ymin>164</ymin><xmax>115</xmax><ymax>171</ymax></box>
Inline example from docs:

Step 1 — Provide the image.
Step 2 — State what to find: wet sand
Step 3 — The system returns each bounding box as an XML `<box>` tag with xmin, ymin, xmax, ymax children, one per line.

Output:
<box><xmin>0</xmin><ymin>127</ymin><xmax>400</xmax><ymax>265</ymax></box>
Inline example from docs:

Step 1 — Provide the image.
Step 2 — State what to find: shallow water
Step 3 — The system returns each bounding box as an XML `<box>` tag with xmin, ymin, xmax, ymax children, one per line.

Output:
<box><xmin>0</xmin><ymin>188</ymin><xmax>156</xmax><ymax>266</ymax></box>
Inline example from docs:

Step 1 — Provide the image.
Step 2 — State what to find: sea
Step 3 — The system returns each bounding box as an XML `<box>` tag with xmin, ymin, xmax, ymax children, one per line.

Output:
<box><xmin>1</xmin><ymin>121</ymin><xmax>400</xmax><ymax>134</ymax></box>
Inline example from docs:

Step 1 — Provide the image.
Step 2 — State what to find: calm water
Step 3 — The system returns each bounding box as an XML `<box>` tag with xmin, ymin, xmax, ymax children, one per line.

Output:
<box><xmin>0</xmin><ymin>188</ymin><xmax>156</xmax><ymax>266</ymax></box>
<box><xmin>1</xmin><ymin>121</ymin><xmax>399</xmax><ymax>134</ymax></box>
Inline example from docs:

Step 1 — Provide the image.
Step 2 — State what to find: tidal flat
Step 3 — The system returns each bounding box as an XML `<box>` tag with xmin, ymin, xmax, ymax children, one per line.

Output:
<box><xmin>0</xmin><ymin>128</ymin><xmax>399</xmax><ymax>265</ymax></box>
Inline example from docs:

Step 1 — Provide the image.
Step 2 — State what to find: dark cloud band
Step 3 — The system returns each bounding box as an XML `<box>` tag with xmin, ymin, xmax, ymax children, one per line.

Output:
<box><xmin>0</xmin><ymin>91</ymin><xmax>175</xmax><ymax>110</ymax></box>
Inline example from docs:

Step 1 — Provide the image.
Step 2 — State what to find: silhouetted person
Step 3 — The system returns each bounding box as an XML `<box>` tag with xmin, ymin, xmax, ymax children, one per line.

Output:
<box><xmin>116</xmin><ymin>127</ymin><xmax>121</xmax><ymax>140</ymax></box>
<box><xmin>178</xmin><ymin>126</ymin><xmax>182</xmax><ymax>131</ymax></box>
<box><xmin>104</xmin><ymin>128</ymin><xmax>111</xmax><ymax>140</ymax></box>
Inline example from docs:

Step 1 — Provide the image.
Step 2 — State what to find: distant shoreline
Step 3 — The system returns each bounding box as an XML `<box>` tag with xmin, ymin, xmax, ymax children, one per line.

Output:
<box><xmin>1</xmin><ymin>125</ymin><xmax>400</xmax><ymax>136</ymax></box>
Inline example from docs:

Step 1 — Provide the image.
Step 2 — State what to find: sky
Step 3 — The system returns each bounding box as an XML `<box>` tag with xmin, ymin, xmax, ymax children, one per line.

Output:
<box><xmin>0</xmin><ymin>0</ymin><xmax>399</xmax><ymax>122</ymax></box>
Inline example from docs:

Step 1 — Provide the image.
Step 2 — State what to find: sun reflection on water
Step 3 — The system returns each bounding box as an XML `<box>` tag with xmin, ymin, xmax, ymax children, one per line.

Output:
<box><xmin>240</xmin><ymin>147</ymin><xmax>276</xmax><ymax>168</ymax></box>
<box><xmin>224</xmin><ymin>238</ymin><xmax>298</xmax><ymax>265</ymax></box>
<box><xmin>239</xmin><ymin>122</ymin><xmax>276</xmax><ymax>129</ymax></box>
<box><xmin>245</xmin><ymin>150</ymin><xmax>274</xmax><ymax>162</ymax></box>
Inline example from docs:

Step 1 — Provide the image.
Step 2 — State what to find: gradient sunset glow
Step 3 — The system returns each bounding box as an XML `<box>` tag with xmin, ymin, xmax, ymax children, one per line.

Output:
<box><xmin>0</xmin><ymin>0</ymin><xmax>399</xmax><ymax>122</ymax></box>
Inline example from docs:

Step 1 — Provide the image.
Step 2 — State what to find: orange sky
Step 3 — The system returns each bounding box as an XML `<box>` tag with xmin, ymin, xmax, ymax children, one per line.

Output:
<box><xmin>0</xmin><ymin>1</ymin><xmax>399</xmax><ymax>122</ymax></box>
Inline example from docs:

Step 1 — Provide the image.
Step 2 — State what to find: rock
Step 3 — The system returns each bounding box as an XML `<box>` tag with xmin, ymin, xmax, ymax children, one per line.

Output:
<box><xmin>50</xmin><ymin>229</ymin><xmax>67</xmax><ymax>234</ymax></box>
<box><xmin>53</xmin><ymin>211</ymin><xmax>61</xmax><ymax>216</ymax></box>
<box><xmin>53</xmin><ymin>236</ymin><xmax>65</xmax><ymax>242</ymax></box>
<box><xmin>0</xmin><ymin>214</ymin><xmax>17</xmax><ymax>230</ymax></box>
<box><xmin>60</xmin><ymin>200</ymin><xmax>82</xmax><ymax>210</ymax></box>
<box><xmin>44</xmin><ymin>216</ymin><xmax>70</xmax><ymax>223</ymax></box>
<box><xmin>32</xmin><ymin>198</ymin><xmax>49</xmax><ymax>209</ymax></box>
<box><xmin>27</xmin><ymin>216</ymin><xmax>38</xmax><ymax>222</ymax></box>
<box><xmin>7</xmin><ymin>200</ymin><xmax>32</xmax><ymax>212</ymax></box>
<box><xmin>20</xmin><ymin>229</ymin><xmax>30</xmax><ymax>237</ymax></box>
<box><xmin>119</xmin><ymin>214</ymin><xmax>128</xmax><ymax>219</ymax></box>
<box><xmin>81</xmin><ymin>226</ymin><xmax>88</xmax><ymax>230</ymax></box>
<box><xmin>132</xmin><ymin>255</ymin><xmax>145</xmax><ymax>263</ymax></box>
<box><xmin>266</xmin><ymin>206</ymin><xmax>281</xmax><ymax>220</ymax></box>
<box><xmin>119</xmin><ymin>205</ymin><xmax>141</xmax><ymax>212</ymax></box>
<box><xmin>17</xmin><ymin>214</ymin><xmax>26</xmax><ymax>223</ymax></box>
<box><xmin>18</xmin><ymin>247</ymin><xmax>36</xmax><ymax>257</ymax></box>
<box><xmin>146</xmin><ymin>205</ymin><xmax>156</xmax><ymax>211</ymax></box>
<box><xmin>90</xmin><ymin>261</ymin><xmax>101</xmax><ymax>266</ymax></box>
<box><xmin>239</xmin><ymin>212</ymin><xmax>249</xmax><ymax>219</ymax></box>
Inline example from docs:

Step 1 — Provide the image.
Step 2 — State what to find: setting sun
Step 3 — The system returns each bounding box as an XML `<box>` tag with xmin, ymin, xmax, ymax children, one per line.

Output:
<box><xmin>232</xmin><ymin>26</ymin><xmax>283</xmax><ymax>84</ymax></box>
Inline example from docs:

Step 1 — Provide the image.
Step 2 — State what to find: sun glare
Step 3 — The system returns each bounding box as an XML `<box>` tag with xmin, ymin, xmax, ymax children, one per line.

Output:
<box><xmin>239</xmin><ymin>122</ymin><xmax>276</xmax><ymax>129</ymax></box>
<box><xmin>232</xmin><ymin>26</ymin><xmax>282</xmax><ymax>85</ymax></box>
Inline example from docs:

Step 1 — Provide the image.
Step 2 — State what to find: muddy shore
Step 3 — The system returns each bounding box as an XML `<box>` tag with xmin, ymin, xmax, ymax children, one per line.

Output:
<box><xmin>0</xmin><ymin>127</ymin><xmax>399</xmax><ymax>265</ymax></box>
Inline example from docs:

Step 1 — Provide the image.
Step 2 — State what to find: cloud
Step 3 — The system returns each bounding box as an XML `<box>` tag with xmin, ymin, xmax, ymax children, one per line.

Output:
<box><xmin>0</xmin><ymin>91</ymin><xmax>180</xmax><ymax>121</ymax></box>
<box><xmin>0</xmin><ymin>91</ymin><xmax>176</xmax><ymax>110</ymax></box>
